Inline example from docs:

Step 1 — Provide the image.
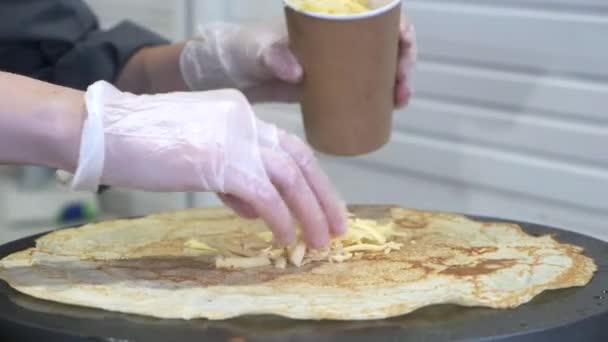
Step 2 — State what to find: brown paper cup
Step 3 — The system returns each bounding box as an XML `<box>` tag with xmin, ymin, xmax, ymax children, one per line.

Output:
<box><xmin>284</xmin><ymin>0</ymin><xmax>402</xmax><ymax>156</ymax></box>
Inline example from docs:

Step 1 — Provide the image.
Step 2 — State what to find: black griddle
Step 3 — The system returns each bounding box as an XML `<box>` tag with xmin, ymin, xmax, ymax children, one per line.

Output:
<box><xmin>0</xmin><ymin>216</ymin><xmax>606</xmax><ymax>342</ymax></box>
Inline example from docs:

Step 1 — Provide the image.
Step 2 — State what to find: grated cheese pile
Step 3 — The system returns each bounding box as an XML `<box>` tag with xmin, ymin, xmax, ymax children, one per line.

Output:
<box><xmin>185</xmin><ymin>217</ymin><xmax>404</xmax><ymax>270</ymax></box>
<box><xmin>289</xmin><ymin>0</ymin><xmax>372</xmax><ymax>15</ymax></box>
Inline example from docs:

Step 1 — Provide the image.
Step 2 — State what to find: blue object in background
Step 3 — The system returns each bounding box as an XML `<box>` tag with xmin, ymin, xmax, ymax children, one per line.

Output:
<box><xmin>57</xmin><ymin>202</ymin><xmax>97</xmax><ymax>224</ymax></box>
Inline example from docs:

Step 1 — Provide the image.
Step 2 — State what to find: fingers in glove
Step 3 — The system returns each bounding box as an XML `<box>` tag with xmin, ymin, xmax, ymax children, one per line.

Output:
<box><xmin>395</xmin><ymin>77</ymin><xmax>412</xmax><ymax>108</ymax></box>
<box><xmin>263</xmin><ymin>37</ymin><xmax>303</xmax><ymax>84</ymax></box>
<box><xmin>399</xmin><ymin>22</ymin><xmax>417</xmax><ymax>70</ymax></box>
<box><xmin>218</xmin><ymin>193</ymin><xmax>259</xmax><ymax>219</ymax></box>
<box><xmin>405</xmin><ymin>23</ymin><xmax>418</xmax><ymax>64</ymax></box>
<box><xmin>262</xmin><ymin>149</ymin><xmax>331</xmax><ymax>249</ymax></box>
<box><xmin>277</xmin><ymin>132</ymin><xmax>347</xmax><ymax>239</ymax></box>
<box><xmin>397</xmin><ymin>34</ymin><xmax>410</xmax><ymax>82</ymax></box>
<box><xmin>396</xmin><ymin>37</ymin><xmax>411</xmax><ymax>107</ymax></box>
<box><xmin>225</xmin><ymin>174</ymin><xmax>295</xmax><ymax>246</ymax></box>
<box><xmin>395</xmin><ymin>23</ymin><xmax>416</xmax><ymax>108</ymax></box>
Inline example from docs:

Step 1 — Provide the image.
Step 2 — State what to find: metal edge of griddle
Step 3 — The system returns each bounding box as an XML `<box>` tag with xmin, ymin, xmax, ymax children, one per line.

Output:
<box><xmin>0</xmin><ymin>211</ymin><xmax>606</xmax><ymax>342</ymax></box>
<box><xmin>0</xmin><ymin>232</ymin><xmax>91</xmax><ymax>342</ymax></box>
<box><xmin>467</xmin><ymin>216</ymin><xmax>608</xmax><ymax>342</ymax></box>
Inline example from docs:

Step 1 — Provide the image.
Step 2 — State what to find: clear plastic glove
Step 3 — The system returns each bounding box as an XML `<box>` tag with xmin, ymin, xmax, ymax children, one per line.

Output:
<box><xmin>179</xmin><ymin>18</ymin><xmax>417</xmax><ymax>106</ymax></box>
<box><xmin>63</xmin><ymin>81</ymin><xmax>347</xmax><ymax>248</ymax></box>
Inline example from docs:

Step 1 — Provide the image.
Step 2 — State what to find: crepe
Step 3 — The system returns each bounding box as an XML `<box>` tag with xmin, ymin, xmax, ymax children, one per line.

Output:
<box><xmin>0</xmin><ymin>206</ymin><xmax>596</xmax><ymax>320</ymax></box>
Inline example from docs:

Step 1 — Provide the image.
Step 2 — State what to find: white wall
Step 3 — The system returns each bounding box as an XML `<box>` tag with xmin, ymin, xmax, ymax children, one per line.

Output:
<box><xmin>85</xmin><ymin>0</ymin><xmax>608</xmax><ymax>240</ymax></box>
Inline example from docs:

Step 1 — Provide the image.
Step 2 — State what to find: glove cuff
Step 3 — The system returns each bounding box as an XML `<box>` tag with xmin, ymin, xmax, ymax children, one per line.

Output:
<box><xmin>70</xmin><ymin>81</ymin><xmax>107</xmax><ymax>191</ymax></box>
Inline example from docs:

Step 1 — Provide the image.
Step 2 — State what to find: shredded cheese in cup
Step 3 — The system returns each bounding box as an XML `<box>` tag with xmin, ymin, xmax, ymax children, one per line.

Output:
<box><xmin>289</xmin><ymin>0</ymin><xmax>372</xmax><ymax>14</ymax></box>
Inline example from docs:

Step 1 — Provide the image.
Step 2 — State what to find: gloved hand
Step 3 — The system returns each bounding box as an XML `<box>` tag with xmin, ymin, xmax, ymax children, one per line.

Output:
<box><xmin>62</xmin><ymin>81</ymin><xmax>347</xmax><ymax>248</ymax></box>
<box><xmin>179</xmin><ymin>18</ymin><xmax>417</xmax><ymax>106</ymax></box>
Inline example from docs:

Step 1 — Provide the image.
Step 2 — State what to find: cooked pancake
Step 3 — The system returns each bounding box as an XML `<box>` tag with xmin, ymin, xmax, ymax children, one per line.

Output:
<box><xmin>0</xmin><ymin>206</ymin><xmax>596</xmax><ymax>320</ymax></box>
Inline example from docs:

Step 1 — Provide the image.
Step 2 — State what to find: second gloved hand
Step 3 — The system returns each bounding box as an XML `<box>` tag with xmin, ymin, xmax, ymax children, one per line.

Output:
<box><xmin>66</xmin><ymin>81</ymin><xmax>346</xmax><ymax>248</ymax></box>
<box><xmin>179</xmin><ymin>19</ymin><xmax>416</xmax><ymax>106</ymax></box>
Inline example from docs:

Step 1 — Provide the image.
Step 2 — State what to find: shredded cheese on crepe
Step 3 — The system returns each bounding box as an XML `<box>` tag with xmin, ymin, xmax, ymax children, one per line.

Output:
<box><xmin>185</xmin><ymin>216</ymin><xmax>404</xmax><ymax>269</ymax></box>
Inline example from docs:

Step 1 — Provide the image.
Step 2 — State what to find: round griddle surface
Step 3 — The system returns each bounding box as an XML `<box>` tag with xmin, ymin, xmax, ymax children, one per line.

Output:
<box><xmin>0</xmin><ymin>213</ymin><xmax>606</xmax><ymax>342</ymax></box>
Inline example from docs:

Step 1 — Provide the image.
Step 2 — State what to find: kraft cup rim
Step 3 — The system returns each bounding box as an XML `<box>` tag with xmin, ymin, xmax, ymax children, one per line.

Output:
<box><xmin>283</xmin><ymin>0</ymin><xmax>401</xmax><ymax>20</ymax></box>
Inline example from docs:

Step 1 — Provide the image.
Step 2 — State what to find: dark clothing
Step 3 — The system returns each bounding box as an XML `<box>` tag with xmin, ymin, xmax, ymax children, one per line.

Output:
<box><xmin>0</xmin><ymin>0</ymin><xmax>168</xmax><ymax>90</ymax></box>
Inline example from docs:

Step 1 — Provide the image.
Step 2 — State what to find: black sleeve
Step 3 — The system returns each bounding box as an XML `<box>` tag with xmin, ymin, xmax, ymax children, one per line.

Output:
<box><xmin>0</xmin><ymin>0</ymin><xmax>169</xmax><ymax>90</ymax></box>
